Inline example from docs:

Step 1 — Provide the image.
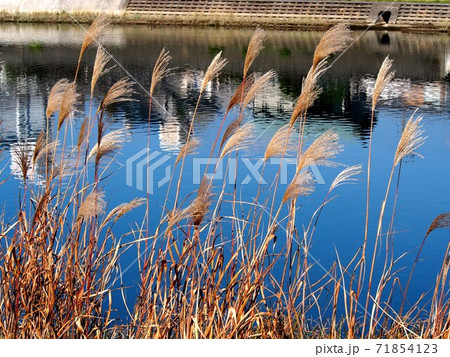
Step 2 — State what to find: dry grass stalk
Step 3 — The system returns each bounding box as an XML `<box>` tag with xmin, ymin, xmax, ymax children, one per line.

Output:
<box><xmin>243</xmin><ymin>70</ymin><xmax>275</xmax><ymax>107</ymax></box>
<box><xmin>105</xmin><ymin>198</ymin><xmax>145</xmax><ymax>224</ymax></box>
<box><xmin>312</xmin><ymin>24</ymin><xmax>352</xmax><ymax>70</ymax></box>
<box><xmin>88</xmin><ymin>129</ymin><xmax>125</xmax><ymax>161</ymax></box>
<box><xmin>289</xmin><ymin>60</ymin><xmax>328</xmax><ymax>126</ymax></box>
<box><xmin>100</xmin><ymin>78</ymin><xmax>136</xmax><ymax>111</ymax></box>
<box><xmin>394</xmin><ymin>114</ymin><xmax>426</xmax><ymax>166</ymax></box>
<box><xmin>329</xmin><ymin>164</ymin><xmax>363</xmax><ymax>192</ymax></box>
<box><xmin>282</xmin><ymin>171</ymin><xmax>315</xmax><ymax>203</ymax></box>
<box><xmin>58</xmin><ymin>83</ymin><xmax>79</xmax><ymax>131</ymax></box>
<box><xmin>80</xmin><ymin>14</ymin><xmax>109</xmax><ymax>59</ymax></box>
<box><xmin>264</xmin><ymin>124</ymin><xmax>296</xmax><ymax>160</ymax></box>
<box><xmin>372</xmin><ymin>56</ymin><xmax>396</xmax><ymax>111</ymax></box>
<box><xmin>426</xmin><ymin>213</ymin><xmax>450</xmax><ymax>236</ymax></box>
<box><xmin>77</xmin><ymin>117</ymin><xmax>89</xmax><ymax>150</ymax></box>
<box><xmin>175</xmin><ymin>139</ymin><xmax>199</xmax><ymax>166</ymax></box>
<box><xmin>201</xmin><ymin>51</ymin><xmax>228</xmax><ymax>94</ymax></box>
<box><xmin>46</xmin><ymin>79</ymin><xmax>71</xmax><ymax>119</ymax></box>
<box><xmin>189</xmin><ymin>177</ymin><xmax>213</xmax><ymax>227</ymax></box>
<box><xmin>297</xmin><ymin>130</ymin><xmax>342</xmax><ymax>172</ymax></box>
<box><xmin>226</xmin><ymin>74</ymin><xmax>255</xmax><ymax>113</ymax></box>
<box><xmin>243</xmin><ymin>27</ymin><xmax>266</xmax><ymax>78</ymax></box>
<box><xmin>77</xmin><ymin>191</ymin><xmax>106</xmax><ymax>220</ymax></box>
<box><xmin>91</xmin><ymin>46</ymin><xmax>113</xmax><ymax>97</ymax></box>
<box><xmin>220</xmin><ymin>122</ymin><xmax>255</xmax><ymax>158</ymax></box>
<box><xmin>220</xmin><ymin>116</ymin><xmax>244</xmax><ymax>151</ymax></box>
<box><xmin>150</xmin><ymin>48</ymin><xmax>172</xmax><ymax>96</ymax></box>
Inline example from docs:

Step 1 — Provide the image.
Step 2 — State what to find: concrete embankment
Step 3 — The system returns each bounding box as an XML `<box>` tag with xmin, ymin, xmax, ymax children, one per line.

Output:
<box><xmin>0</xmin><ymin>1</ymin><xmax>448</xmax><ymax>32</ymax></box>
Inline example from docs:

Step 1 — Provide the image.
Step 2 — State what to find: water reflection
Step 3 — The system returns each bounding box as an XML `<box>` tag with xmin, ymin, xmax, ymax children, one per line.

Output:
<box><xmin>0</xmin><ymin>24</ymin><xmax>448</xmax><ymax>151</ymax></box>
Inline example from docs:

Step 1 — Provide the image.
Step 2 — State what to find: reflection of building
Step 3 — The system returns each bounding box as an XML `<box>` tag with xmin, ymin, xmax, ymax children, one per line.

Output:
<box><xmin>0</xmin><ymin>64</ymin><xmax>49</xmax><ymax>144</ymax></box>
<box><xmin>358</xmin><ymin>77</ymin><xmax>447</xmax><ymax>109</ymax></box>
<box><xmin>159</xmin><ymin>117</ymin><xmax>182</xmax><ymax>152</ymax></box>
<box><xmin>9</xmin><ymin>140</ymin><xmax>79</xmax><ymax>185</ymax></box>
<box><xmin>8</xmin><ymin>141</ymin><xmax>51</xmax><ymax>185</ymax></box>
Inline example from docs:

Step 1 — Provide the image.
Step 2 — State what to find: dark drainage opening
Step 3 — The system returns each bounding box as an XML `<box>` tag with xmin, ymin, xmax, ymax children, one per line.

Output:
<box><xmin>377</xmin><ymin>11</ymin><xmax>392</xmax><ymax>24</ymax></box>
<box><xmin>379</xmin><ymin>33</ymin><xmax>390</xmax><ymax>44</ymax></box>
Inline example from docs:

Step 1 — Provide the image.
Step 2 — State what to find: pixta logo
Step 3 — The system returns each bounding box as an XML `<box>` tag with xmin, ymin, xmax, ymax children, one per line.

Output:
<box><xmin>126</xmin><ymin>149</ymin><xmax>171</xmax><ymax>194</ymax></box>
<box><xmin>126</xmin><ymin>148</ymin><xmax>326</xmax><ymax>195</ymax></box>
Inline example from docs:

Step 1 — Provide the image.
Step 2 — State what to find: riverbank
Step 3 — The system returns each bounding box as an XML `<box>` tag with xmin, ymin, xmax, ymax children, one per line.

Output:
<box><xmin>0</xmin><ymin>10</ymin><xmax>449</xmax><ymax>33</ymax></box>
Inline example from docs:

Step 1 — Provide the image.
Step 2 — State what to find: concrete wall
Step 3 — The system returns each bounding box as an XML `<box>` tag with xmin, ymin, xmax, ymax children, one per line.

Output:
<box><xmin>0</xmin><ymin>0</ymin><xmax>129</xmax><ymax>14</ymax></box>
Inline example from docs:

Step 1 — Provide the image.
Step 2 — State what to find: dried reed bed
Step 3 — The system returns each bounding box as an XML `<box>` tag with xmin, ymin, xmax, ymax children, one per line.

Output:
<box><xmin>0</xmin><ymin>19</ymin><xmax>449</xmax><ymax>339</ymax></box>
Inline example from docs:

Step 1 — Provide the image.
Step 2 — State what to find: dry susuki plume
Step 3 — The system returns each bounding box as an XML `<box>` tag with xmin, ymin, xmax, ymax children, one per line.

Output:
<box><xmin>46</xmin><ymin>79</ymin><xmax>71</xmax><ymax>119</ymax></box>
<box><xmin>12</xmin><ymin>144</ymin><xmax>32</xmax><ymax>182</ymax></box>
<box><xmin>329</xmin><ymin>164</ymin><xmax>363</xmax><ymax>192</ymax></box>
<box><xmin>220</xmin><ymin>122</ymin><xmax>255</xmax><ymax>158</ymax></box>
<box><xmin>32</xmin><ymin>131</ymin><xmax>46</xmax><ymax>165</ymax></box>
<box><xmin>166</xmin><ymin>207</ymin><xmax>191</xmax><ymax>234</ymax></box>
<box><xmin>77</xmin><ymin>192</ymin><xmax>106</xmax><ymax>220</ymax></box>
<box><xmin>100</xmin><ymin>78</ymin><xmax>136</xmax><ymax>111</ymax></box>
<box><xmin>282</xmin><ymin>171</ymin><xmax>315</xmax><ymax>203</ymax></box>
<box><xmin>290</xmin><ymin>60</ymin><xmax>328</xmax><ymax>126</ymax></box>
<box><xmin>80</xmin><ymin>13</ymin><xmax>109</xmax><ymax>59</ymax></box>
<box><xmin>298</xmin><ymin>130</ymin><xmax>342</xmax><ymax>172</ymax></box>
<box><xmin>91</xmin><ymin>46</ymin><xmax>113</xmax><ymax>97</ymax></box>
<box><xmin>150</xmin><ymin>48</ymin><xmax>172</xmax><ymax>96</ymax></box>
<box><xmin>372</xmin><ymin>56</ymin><xmax>396</xmax><ymax>111</ymax></box>
<box><xmin>220</xmin><ymin>116</ymin><xmax>243</xmax><ymax>151</ymax></box>
<box><xmin>34</xmin><ymin>140</ymin><xmax>58</xmax><ymax>165</ymax></box>
<box><xmin>50</xmin><ymin>163</ymin><xmax>67</xmax><ymax>180</ymax></box>
<box><xmin>175</xmin><ymin>139</ymin><xmax>199</xmax><ymax>166</ymax></box>
<box><xmin>226</xmin><ymin>74</ymin><xmax>255</xmax><ymax>113</ymax></box>
<box><xmin>243</xmin><ymin>27</ymin><xmax>266</xmax><ymax>78</ymax></box>
<box><xmin>426</xmin><ymin>213</ymin><xmax>450</xmax><ymax>236</ymax></box>
<box><xmin>104</xmin><ymin>198</ymin><xmax>145</xmax><ymax>224</ymax></box>
<box><xmin>58</xmin><ymin>83</ymin><xmax>79</xmax><ymax>131</ymax></box>
<box><xmin>312</xmin><ymin>24</ymin><xmax>352</xmax><ymax>70</ymax></box>
<box><xmin>77</xmin><ymin>117</ymin><xmax>89</xmax><ymax>150</ymax></box>
<box><xmin>243</xmin><ymin>70</ymin><xmax>275</xmax><ymax>107</ymax></box>
<box><xmin>201</xmin><ymin>51</ymin><xmax>228</xmax><ymax>94</ymax></box>
<box><xmin>89</xmin><ymin>129</ymin><xmax>125</xmax><ymax>161</ymax></box>
<box><xmin>264</xmin><ymin>124</ymin><xmax>296</xmax><ymax>160</ymax></box>
<box><xmin>394</xmin><ymin>113</ymin><xmax>426</xmax><ymax>166</ymax></box>
<box><xmin>189</xmin><ymin>177</ymin><xmax>213</xmax><ymax>227</ymax></box>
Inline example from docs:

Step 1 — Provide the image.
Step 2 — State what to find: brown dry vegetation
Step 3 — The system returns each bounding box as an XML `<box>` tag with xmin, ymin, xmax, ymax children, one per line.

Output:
<box><xmin>0</xmin><ymin>18</ymin><xmax>449</xmax><ymax>339</ymax></box>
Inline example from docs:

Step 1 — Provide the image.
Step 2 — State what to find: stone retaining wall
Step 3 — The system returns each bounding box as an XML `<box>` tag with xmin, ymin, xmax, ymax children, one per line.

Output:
<box><xmin>126</xmin><ymin>1</ymin><xmax>449</xmax><ymax>25</ymax></box>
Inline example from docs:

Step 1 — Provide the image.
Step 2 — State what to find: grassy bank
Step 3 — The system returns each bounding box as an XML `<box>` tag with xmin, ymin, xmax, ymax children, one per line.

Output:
<box><xmin>0</xmin><ymin>15</ymin><xmax>449</xmax><ymax>339</ymax></box>
<box><xmin>0</xmin><ymin>10</ymin><xmax>449</xmax><ymax>33</ymax></box>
